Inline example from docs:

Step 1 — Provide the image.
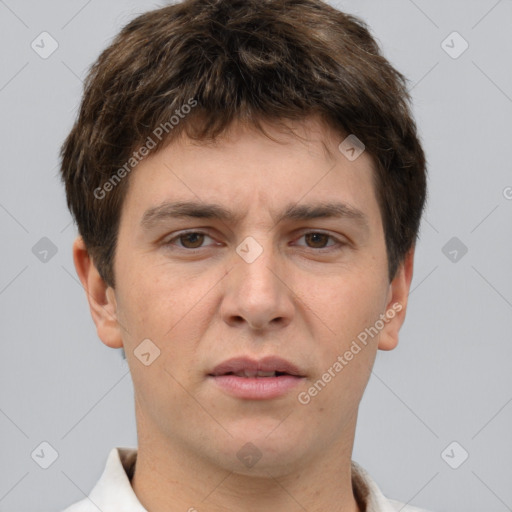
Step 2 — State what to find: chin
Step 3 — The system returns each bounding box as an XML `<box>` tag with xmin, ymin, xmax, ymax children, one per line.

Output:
<box><xmin>211</xmin><ymin>419</ymin><xmax>312</xmax><ymax>474</ymax></box>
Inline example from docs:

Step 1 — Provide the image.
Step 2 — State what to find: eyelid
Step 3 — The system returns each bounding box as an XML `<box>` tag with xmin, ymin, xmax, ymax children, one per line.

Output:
<box><xmin>291</xmin><ymin>229</ymin><xmax>348</xmax><ymax>252</ymax></box>
<box><xmin>163</xmin><ymin>229</ymin><xmax>219</xmax><ymax>249</ymax></box>
<box><xmin>162</xmin><ymin>229</ymin><xmax>347</xmax><ymax>251</ymax></box>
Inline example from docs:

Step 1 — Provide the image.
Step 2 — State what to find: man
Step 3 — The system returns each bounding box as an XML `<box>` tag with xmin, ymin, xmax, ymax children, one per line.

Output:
<box><xmin>60</xmin><ymin>0</ymin><xmax>432</xmax><ymax>510</ymax></box>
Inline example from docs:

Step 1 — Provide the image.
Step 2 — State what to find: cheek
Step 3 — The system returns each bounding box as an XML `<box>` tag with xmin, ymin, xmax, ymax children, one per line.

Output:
<box><xmin>300</xmin><ymin>269</ymin><xmax>387</xmax><ymax>341</ymax></box>
<box><xmin>116</xmin><ymin>261</ymin><xmax>183</xmax><ymax>329</ymax></box>
<box><xmin>115</xmin><ymin>264</ymin><xmax>219</xmax><ymax>368</ymax></box>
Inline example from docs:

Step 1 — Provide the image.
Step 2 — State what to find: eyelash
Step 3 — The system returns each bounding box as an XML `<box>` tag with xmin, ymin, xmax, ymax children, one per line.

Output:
<box><xmin>162</xmin><ymin>230</ymin><xmax>346</xmax><ymax>253</ymax></box>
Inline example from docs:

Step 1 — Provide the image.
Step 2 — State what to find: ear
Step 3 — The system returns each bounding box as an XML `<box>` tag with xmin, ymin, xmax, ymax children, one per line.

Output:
<box><xmin>377</xmin><ymin>246</ymin><xmax>415</xmax><ymax>351</ymax></box>
<box><xmin>72</xmin><ymin>236</ymin><xmax>123</xmax><ymax>349</ymax></box>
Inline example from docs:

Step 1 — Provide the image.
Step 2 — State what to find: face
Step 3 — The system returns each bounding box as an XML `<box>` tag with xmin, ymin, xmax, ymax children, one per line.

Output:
<box><xmin>76</xmin><ymin>116</ymin><xmax>412</xmax><ymax>476</ymax></box>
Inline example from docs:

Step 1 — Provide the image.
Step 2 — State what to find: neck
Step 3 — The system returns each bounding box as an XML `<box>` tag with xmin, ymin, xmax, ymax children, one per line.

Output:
<box><xmin>131</xmin><ymin>423</ymin><xmax>362</xmax><ymax>512</ymax></box>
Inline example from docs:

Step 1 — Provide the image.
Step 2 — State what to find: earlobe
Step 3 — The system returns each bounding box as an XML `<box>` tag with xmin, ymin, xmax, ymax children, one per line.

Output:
<box><xmin>72</xmin><ymin>236</ymin><xmax>124</xmax><ymax>349</ymax></box>
<box><xmin>377</xmin><ymin>247</ymin><xmax>415</xmax><ymax>351</ymax></box>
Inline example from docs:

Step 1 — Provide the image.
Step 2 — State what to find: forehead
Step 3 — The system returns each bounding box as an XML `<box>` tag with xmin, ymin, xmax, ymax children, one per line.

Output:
<box><xmin>121</xmin><ymin>117</ymin><xmax>381</xmax><ymax>230</ymax></box>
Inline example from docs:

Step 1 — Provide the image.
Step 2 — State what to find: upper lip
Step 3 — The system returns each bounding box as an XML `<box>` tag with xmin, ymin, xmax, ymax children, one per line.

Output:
<box><xmin>209</xmin><ymin>356</ymin><xmax>305</xmax><ymax>377</ymax></box>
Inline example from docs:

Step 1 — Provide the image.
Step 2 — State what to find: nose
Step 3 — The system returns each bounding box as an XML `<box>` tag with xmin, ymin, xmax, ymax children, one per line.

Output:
<box><xmin>220</xmin><ymin>240</ymin><xmax>295</xmax><ymax>332</ymax></box>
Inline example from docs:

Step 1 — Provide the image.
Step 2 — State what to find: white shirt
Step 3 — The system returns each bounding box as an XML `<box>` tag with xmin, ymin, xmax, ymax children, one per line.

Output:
<box><xmin>62</xmin><ymin>447</ymin><xmax>433</xmax><ymax>512</ymax></box>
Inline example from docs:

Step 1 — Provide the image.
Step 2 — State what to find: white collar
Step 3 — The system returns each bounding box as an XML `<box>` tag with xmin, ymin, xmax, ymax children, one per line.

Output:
<box><xmin>62</xmin><ymin>447</ymin><xmax>429</xmax><ymax>512</ymax></box>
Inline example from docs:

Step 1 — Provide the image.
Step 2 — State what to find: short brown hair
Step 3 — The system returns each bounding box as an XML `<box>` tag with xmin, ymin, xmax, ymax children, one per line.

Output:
<box><xmin>60</xmin><ymin>0</ymin><xmax>427</xmax><ymax>288</ymax></box>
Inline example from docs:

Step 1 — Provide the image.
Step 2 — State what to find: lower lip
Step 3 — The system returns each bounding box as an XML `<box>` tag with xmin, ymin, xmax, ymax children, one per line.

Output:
<box><xmin>209</xmin><ymin>375</ymin><xmax>304</xmax><ymax>400</ymax></box>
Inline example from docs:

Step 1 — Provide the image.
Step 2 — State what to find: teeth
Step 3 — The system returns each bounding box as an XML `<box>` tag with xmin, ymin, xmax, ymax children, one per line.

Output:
<box><xmin>256</xmin><ymin>371</ymin><xmax>277</xmax><ymax>377</ymax></box>
<box><xmin>233</xmin><ymin>370</ymin><xmax>277</xmax><ymax>377</ymax></box>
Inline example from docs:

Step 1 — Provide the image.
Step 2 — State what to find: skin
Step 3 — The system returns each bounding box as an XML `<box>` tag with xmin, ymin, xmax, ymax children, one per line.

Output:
<box><xmin>74</xmin><ymin>116</ymin><xmax>414</xmax><ymax>512</ymax></box>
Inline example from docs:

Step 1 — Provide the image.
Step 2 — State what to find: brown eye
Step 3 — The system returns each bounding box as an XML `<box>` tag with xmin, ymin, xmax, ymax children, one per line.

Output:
<box><xmin>163</xmin><ymin>230</ymin><xmax>220</xmax><ymax>252</ymax></box>
<box><xmin>304</xmin><ymin>233</ymin><xmax>331</xmax><ymax>249</ymax></box>
<box><xmin>178</xmin><ymin>232</ymin><xmax>206</xmax><ymax>249</ymax></box>
<box><xmin>293</xmin><ymin>231</ymin><xmax>345</xmax><ymax>253</ymax></box>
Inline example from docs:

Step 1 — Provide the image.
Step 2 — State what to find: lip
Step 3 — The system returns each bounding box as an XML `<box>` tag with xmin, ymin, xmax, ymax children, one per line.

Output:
<box><xmin>208</xmin><ymin>356</ymin><xmax>306</xmax><ymax>400</ymax></box>
<box><xmin>209</xmin><ymin>356</ymin><xmax>305</xmax><ymax>377</ymax></box>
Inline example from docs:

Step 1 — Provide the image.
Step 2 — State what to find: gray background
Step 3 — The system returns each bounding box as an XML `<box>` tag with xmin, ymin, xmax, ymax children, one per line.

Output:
<box><xmin>0</xmin><ymin>0</ymin><xmax>511</xmax><ymax>511</ymax></box>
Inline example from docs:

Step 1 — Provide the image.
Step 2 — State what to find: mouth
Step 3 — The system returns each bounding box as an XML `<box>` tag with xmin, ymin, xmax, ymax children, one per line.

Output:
<box><xmin>218</xmin><ymin>370</ymin><xmax>294</xmax><ymax>378</ymax></box>
<box><xmin>209</xmin><ymin>355</ymin><xmax>304</xmax><ymax>377</ymax></box>
<box><xmin>208</xmin><ymin>356</ymin><xmax>306</xmax><ymax>400</ymax></box>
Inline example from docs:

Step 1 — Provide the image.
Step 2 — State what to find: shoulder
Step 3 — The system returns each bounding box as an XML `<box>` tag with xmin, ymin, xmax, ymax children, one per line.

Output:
<box><xmin>60</xmin><ymin>498</ymin><xmax>97</xmax><ymax>512</ymax></box>
<box><xmin>59</xmin><ymin>447</ymin><xmax>140</xmax><ymax>512</ymax></box>
<box><xmin>387</xmin><ymin>498</ymin><xmax>435</xmax><ymax>512</ymax></box>
<box><xmin>351</xmin><ymin>460</ymin><xmax>436</xmax><ymax>512</ymax></box>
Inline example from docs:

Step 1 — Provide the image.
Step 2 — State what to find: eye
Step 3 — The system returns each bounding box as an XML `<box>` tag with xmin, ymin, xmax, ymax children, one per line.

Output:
<box><xmin>162</xmin><ymin>230</ymin><xmax>346</xmax><ymax>253</ymax></box>
<box><xmin>293</xmin><ymin>231</ymin><xmax>344</xmax><ymax>251</ymax></box>
<box><xmin>164</xmin><ymin>231</ymin><xmax>217</xmax><ymax>250</ymax></box>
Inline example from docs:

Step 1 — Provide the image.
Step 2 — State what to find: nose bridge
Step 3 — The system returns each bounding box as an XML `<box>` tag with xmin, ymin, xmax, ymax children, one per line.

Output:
<box><xmin>237</xmin><ymin>235</ymin><xmax>277</xmax><ymax>291</ymax></box>
<box><xmin>221</xmin><ymin>233</ymin><xmax>293</xmax><ymax>330</ymax></box>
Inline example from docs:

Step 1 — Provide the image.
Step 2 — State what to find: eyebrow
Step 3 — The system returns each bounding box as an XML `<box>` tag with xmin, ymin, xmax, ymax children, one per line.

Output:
<box><xmin>140</xmin><ymin>200</ymin><xmax>369</xmax><ymax>231</ymax></box>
